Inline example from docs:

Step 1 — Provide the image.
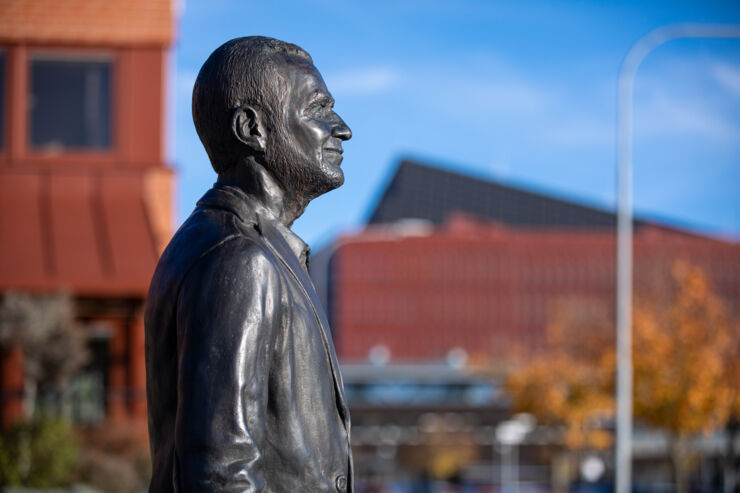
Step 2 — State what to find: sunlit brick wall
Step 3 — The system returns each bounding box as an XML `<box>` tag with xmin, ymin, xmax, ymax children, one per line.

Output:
<box><xmin>331</xmin><ymin>220</ymin><xmax>739</xmax><ymax>362</ymax></box>
<box><xmin>0</xmin><ymin>0</ymin><xmax>174</xmax><ymax>45</ymax></box>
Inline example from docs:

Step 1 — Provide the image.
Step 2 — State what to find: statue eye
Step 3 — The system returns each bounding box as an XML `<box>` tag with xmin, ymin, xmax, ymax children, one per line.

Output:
<box><xmin>308</xmin><ymin>101</ymin><xmax>333</xmax><ymax>118</ymax></box>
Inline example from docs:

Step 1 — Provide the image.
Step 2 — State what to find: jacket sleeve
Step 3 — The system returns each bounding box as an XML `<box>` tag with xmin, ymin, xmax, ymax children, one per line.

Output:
<box><xmin>173</xmin><ymin>241</ymin><xmax>280</xmax><ymax>492</ymax></box>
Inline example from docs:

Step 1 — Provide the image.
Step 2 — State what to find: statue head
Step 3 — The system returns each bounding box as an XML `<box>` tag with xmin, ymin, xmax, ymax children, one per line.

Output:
<box><xmin>192</xmin><ymin>36</ymin><xmax>352</xmax><ymax>202</ymax></box>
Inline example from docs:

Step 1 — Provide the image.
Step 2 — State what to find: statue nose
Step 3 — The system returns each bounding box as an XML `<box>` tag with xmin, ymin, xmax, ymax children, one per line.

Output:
<box><xmin>333</xmin><ymin>118</ymin><xmax>352</xmax><ymax>141</ymax></box>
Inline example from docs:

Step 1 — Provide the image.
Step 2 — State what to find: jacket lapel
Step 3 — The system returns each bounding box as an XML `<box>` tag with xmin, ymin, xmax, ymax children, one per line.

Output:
<box><xmin>257</xmin><ymin>217</ymin><xmax>351</xmax><ymax>427</ymax></box>
<box><xmin>198</xmin><ymin>185</ymin><xmax>351</xmax><ymax>427</ymax></box>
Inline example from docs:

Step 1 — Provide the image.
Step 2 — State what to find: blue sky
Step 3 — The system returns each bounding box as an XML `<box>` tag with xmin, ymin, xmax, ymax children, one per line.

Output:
<box><xmin>169</xmin><ymin>0</ymin><xmax>740</xmax><ymax>248</ymax></box>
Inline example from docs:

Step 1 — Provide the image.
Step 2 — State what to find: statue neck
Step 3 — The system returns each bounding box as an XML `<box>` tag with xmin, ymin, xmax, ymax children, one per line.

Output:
<box><xmin>216</xmin><ymin>156</ymin><xmax>308</xmax><ymax>227</ymax></box>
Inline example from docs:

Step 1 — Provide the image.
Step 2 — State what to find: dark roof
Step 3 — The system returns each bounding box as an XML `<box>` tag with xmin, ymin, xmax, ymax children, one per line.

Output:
<box><xmin>368</xmin><ymin>160</ymin><xmax>621</xmax><ymax>228</ymax></box>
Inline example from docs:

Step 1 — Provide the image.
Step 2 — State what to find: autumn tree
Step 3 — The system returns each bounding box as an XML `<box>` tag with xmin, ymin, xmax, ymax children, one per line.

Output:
<box><xmin>632</xmin><ymin>261</ymin><xmax>737</xmax><ymax>493</ymax></box>
<box><xmin>507</xmin><ymin>297</ymin><xmax>615</xmax><ymax>452</ymax></box>
<box><xmin>506</xmin><ymin>260</ymin><xmax>738</xmax><ymax>492</ymax></box>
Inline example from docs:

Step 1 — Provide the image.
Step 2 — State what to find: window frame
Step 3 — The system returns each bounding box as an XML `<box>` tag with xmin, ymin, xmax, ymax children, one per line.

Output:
<box><xmin>26</xmin><ymin>48</ymin><xmax>116</xmax><ymax>163</ymax></box>
<box><xmin>28</xmin><ymin>51</ymin><xmax>114</xmax><ymax>156</ymax></box>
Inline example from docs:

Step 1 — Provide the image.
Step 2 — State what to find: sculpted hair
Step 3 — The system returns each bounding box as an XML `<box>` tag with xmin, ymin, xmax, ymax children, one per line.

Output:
<box><xmin>192</xmin><ymin>36</ymin><xmax>313</xmax><ymax>173</ymax></box>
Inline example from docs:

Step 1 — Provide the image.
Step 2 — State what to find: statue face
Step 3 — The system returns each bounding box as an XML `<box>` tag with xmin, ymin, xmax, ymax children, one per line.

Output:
<box><xmin>266</xmin><ymin>62</ymin><xmax>352</xmax><ymax>200</ymax></box>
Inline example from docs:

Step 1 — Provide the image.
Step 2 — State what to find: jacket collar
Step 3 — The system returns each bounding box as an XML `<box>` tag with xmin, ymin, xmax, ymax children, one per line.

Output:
<box><xmin>197</xmin><ymin>183</ymin><xmax>310</xmax><ymax>271</ymax></box>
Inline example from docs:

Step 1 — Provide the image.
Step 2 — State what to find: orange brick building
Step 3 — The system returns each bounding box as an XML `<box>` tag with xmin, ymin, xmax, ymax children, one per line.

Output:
<box><xmin>0</xmin><ymin>0</ymin><xmax>175</xmax><ymax>424</ymax></box>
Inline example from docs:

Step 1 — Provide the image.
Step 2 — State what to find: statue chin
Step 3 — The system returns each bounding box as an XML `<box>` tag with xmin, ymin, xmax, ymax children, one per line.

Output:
<box><xmin>267</xmin><ymin>142</ymin><xmax>345</xmax><ymax>202</ymax></box>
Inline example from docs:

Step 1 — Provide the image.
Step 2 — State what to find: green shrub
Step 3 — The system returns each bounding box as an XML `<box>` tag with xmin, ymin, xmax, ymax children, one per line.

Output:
<box><xmin>0</xmin><ymin>416</ymin><xmax>79</xmax><ymax>488</ymax></box>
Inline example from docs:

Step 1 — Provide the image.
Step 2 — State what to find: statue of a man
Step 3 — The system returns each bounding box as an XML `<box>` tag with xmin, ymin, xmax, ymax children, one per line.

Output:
<box><xmin>145</xmin><ymin>36</ymin><xmax>353</xmax><ymax>492</ymax></box>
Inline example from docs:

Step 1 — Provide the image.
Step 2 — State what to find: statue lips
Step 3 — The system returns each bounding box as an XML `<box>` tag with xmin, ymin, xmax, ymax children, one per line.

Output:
<box><xmin>323</xmin><ymin>141</ymin><xmax>344</xmax><ymax>166</ymax></box>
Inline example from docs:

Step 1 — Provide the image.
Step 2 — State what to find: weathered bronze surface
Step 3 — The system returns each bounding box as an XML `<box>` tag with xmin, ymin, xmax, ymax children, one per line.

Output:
<box><xmin>145</xmin><ymin>36</ymin><xmax>353</xmax><ymax>492</ymax></box>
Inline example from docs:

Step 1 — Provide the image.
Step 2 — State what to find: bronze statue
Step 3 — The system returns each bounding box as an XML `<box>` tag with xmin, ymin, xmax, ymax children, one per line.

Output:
<box><xmin>145</xmin><ymin>36</ymin><xmax>353</xmax><ymax>492</ymax></box>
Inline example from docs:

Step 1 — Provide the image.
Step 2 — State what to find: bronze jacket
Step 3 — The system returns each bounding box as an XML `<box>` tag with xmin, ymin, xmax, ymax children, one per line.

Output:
<box><xmin>145</xmin><ymin>184</ymin><xmax>352</xmax><ymax>493</ymax></box>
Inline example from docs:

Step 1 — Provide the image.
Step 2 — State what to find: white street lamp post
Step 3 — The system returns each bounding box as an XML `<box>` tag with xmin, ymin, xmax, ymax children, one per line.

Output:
<box><xmin>616</xmin><ymin>23</ymin><xmax>740</xmax><ymax>493</ymax></box>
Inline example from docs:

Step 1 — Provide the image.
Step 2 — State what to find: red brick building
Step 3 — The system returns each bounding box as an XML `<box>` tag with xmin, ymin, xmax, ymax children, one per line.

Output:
<box><xmin>330</xmin><ymin>216</ymin><xmax>738</xmax><ymax>362</ymax></box>
<box><xmin>318</xmin><ymin>161</ymin><xmax>739</xmax><ymax>363</ymax></box>
<box><xmin>0</xmin><ymin>0</ymin><xmax>175</xmax><ymax>424</ymax></box>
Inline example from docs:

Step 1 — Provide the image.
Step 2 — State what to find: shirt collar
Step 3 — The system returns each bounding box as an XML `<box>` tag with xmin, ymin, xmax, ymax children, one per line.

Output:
<box><xmin>197</xmin><ymin>183</ymin><xmax>311</xmax><ymax>271</ymax></box>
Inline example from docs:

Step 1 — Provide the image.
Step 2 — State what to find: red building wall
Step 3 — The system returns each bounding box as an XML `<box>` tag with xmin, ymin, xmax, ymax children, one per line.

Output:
<box><xmin>331</xmin><ymin>217</ymin><xmax>739</xmax><ymax>362</ymax></box>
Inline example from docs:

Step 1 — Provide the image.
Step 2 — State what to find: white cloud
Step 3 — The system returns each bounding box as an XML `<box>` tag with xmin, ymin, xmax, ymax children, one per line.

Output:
<box><xmin>412</xmin><ymin>53</ymin><xmax>557</xmax><ymax>118</ymax></box>
<box><xmin>454</xmin><ymin>78</ymin><xmax>554</xmax><ymax>114</ymax></box>
<box><xmin>636</xmin><ymin>91</ymin><xmax>739</xmax><ymax>140</ymax></box>
<box><xmin>541</xmin><ymin>116</ymin><xmax>614</xmax><ymax>148</ymax></box>
<box><xmin>633</xmin><ymin>56</ymin><xmax>740</xmax><ymax>141</ymax></box>
<box><xmin>712</xmin><ymin>61</ymin><xmax>740</xmax><ymax>98</ymax></box>
<box><xmin>438</xmin><ymin>70</ymin><xmax>611</xmax><ymax>148</ymax></box>
<box><xmin>325</xmin><ymin>67</ymin><xmax>399</xmax><ymax>96</ymax></box>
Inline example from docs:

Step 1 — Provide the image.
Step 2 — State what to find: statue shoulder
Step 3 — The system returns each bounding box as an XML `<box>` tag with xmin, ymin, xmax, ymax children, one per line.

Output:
<box><xmin>150</xmin><ymin>207</ymin><xmax>280</xmax><ymax>299</ymax></box>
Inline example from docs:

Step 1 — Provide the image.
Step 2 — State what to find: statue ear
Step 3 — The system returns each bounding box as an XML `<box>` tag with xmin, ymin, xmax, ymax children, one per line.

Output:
<box><xmin>232</xmin><ymin>105</ymin><xmax>267</xmax><ymax>153</ymax></box>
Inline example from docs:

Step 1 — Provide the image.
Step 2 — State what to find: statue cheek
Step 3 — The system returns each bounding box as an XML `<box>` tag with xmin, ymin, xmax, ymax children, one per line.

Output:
<box><xmin>301</xmin><ymin>121</ymin><xmax>328</xmax><ymax>146</ymax></box>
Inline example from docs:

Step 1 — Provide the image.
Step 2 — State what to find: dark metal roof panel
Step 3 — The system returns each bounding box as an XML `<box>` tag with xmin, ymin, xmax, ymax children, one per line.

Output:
<box><xmin>368</xmin><ymin>160</ymin><xmax>618</xmax><ymax>228</ymax></box>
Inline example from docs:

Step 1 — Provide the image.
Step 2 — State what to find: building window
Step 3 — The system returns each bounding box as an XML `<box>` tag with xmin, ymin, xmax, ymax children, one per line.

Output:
<box><xmin>30</xmin><ymin>57</ymin><xmax>111</xmax><ymax>151</ymax></box>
